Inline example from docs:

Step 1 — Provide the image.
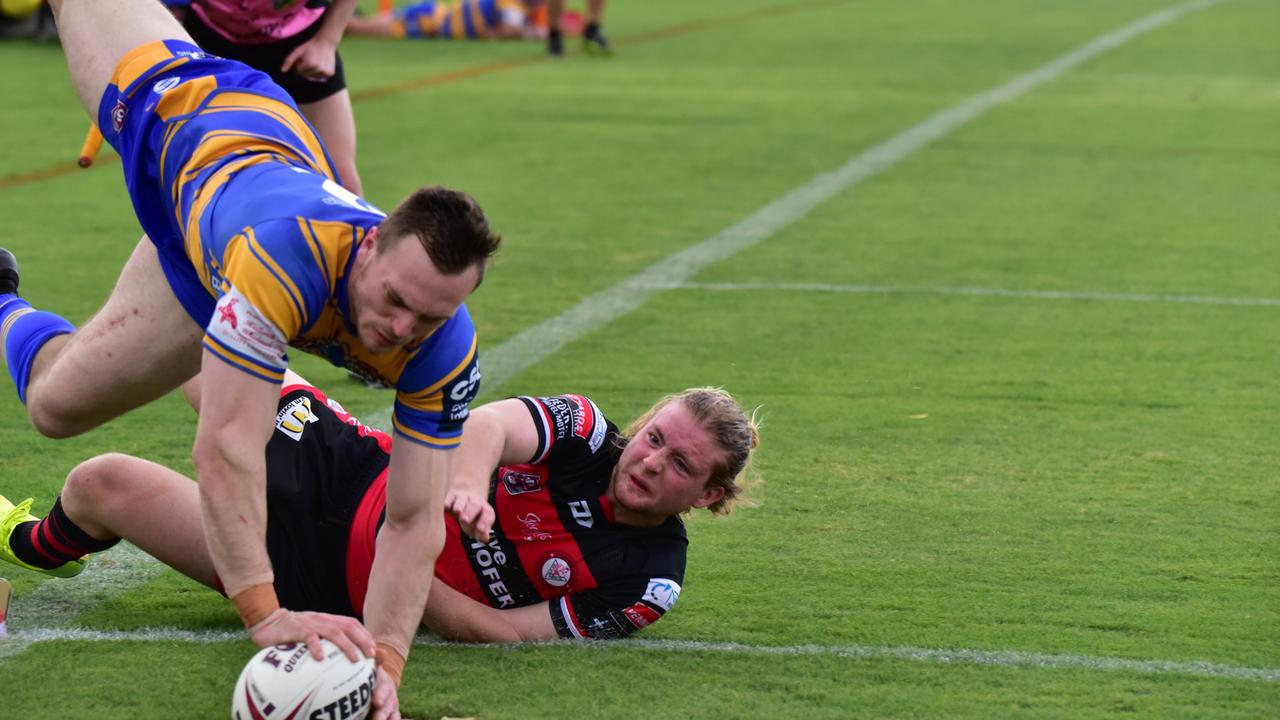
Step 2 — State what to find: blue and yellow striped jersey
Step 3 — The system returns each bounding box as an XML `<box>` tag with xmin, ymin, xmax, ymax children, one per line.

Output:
<box><xmin>393</xmin><ymin>0</ymin><xmax>526</xmax><ymax>39</ymax></box>
<box><xmin>99</xmin><ymin>40</ymin><xmax>480</xmax><ymax>447</ymax></box>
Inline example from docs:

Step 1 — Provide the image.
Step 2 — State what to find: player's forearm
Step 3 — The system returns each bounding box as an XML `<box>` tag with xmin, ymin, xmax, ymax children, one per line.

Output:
<box><xmin>451</xmin><ymin>408</ymin><xmax>507</xmax><ymax>495</ymax></box>
<box><xmin>193</xmin><ymin>437</ymin><xmax>274</xmax><ymax>597</ymax></box>
<box><xmin>363</xmin><ymin>515</ymin><xmax>445</xmax><ymax>659</ymax></box>
<box><xmin>420</xmin><ymin>579</ymin><xmax>525</xmax><ymax>643</ymax></box>
<box><xmin>193</xmin><ymin>352</ymin><xmax>283</xmax><ymax>604</ymax></box>
<box><xmin>316</xmin><ymin>0</ymin><xmax>359</xmax><ymax>44</ymax></box>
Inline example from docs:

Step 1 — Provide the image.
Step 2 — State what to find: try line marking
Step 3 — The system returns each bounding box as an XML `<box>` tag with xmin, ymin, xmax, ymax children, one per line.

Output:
<box><xmin>653</xmin><ymin>281</ymin><xmax>1280</xmax><ymax>307</ymax></box>
<box><xmin>0</xmin><ymin>0</ymin><xmax>1230</xmax><ymax>668</ymax></box>
<box><xmin>4</xmin><ymin>626</ymin><xmax>1276</xmax><ymax>683</ymax></box>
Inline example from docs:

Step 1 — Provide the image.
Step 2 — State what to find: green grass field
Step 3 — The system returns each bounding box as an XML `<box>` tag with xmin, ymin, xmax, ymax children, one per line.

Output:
<box><xmin>1</xmin><ymin>0</ymin><xmax>1278</xmax><ymax>717</ymax></box>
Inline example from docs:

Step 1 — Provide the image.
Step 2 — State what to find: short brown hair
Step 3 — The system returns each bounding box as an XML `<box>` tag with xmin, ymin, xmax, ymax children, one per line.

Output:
<box><xmin>623</xmin><ymin>388</ymin><xmax>761</xmax><ymax>515</ymax></box>
<box><xmin>377</xmin><ymin>186</ymin><xmax>502</xmax><ymax>281</ymax></box>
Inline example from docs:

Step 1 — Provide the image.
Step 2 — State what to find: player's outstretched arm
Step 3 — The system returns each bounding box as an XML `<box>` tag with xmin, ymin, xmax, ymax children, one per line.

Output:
<box><xmin>193</xmin><ymin>352</ymin><xmax>375</xmax><ymax>663</ymax></box>
<box><xmin>421</xmin><ymin>577</ymin><xmax>557</xmax><ymax>642</ymax></box>
<box><xmin>362</xmin><ymin>440</ymin><xmax>451</xmax><ymax>687</ymax></box>
<box><xmin>444</xmin><ymin>399</ymin><xmax>542</xmax><ymax>541</ymax></box>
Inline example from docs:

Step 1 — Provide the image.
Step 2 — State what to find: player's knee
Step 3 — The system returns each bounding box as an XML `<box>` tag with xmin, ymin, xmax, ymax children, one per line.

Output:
<box><xmin>62</xmin><ymin>453</ymin><xmax>136</xmax><ymax>509</ymax></box>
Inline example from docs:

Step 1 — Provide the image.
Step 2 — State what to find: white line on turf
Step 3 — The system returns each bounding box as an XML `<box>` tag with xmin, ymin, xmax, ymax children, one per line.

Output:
<box><xmin>0</xmin><ymin>544</ymin><xmax>167</xmax><ymax>663</ymax></box>
<box><xmin>653</xmin><ymin>281</ymin><xmax>1280</xmax><ymax>307</ymax></box>
<box><xmin>6</xmin><ymin>626</ymin><xmax>1277</xmax><ymax>683</ymax></box>
<box><xmin>459</xmin><ymin>0</ymin><xmax>1228</xmax><ymax>405</ymax></box>
<box><xmin>0</xmin><ymin>0</ymin><xmax>1229</xmax><ymax>667</ymax></box>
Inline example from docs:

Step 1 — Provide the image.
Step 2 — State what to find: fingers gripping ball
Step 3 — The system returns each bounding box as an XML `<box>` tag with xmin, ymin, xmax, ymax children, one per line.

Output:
<box><xmin>232</xmin><ymin>640</ymin><xmax>376</xmax><ymax>720</ymax></box>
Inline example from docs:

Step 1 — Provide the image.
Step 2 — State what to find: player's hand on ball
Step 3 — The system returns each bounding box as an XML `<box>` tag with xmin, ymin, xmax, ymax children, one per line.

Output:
<box><xmin>250</xmin><ymin>608</ymin><xmax>376</xmax><ymax>663</ymax></box>
<box><xmin>371</xmin><ymin>667</ymin><xmax>401</xmax><ymax>720</ymax></box>
<box><xmin>445</xmin><ymin>488</ymin><xmax>495</xmax><ymax>542</ymax></box>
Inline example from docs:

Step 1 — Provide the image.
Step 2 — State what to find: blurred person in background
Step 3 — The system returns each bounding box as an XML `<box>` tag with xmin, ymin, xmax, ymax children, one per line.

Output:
<box><xmin>0</xmin><ymin>0</ymin><xmax>55</xmax><ymax>41</ymax></box>
<box><xmin>347</xmin><ymin>0</ymin><xmax>544</xmax><ymax>41</ymax></box>
<box><xmin>545</xmin><ymin>0</ymin><xmax>608</xmax><ymax>57</ymax></box>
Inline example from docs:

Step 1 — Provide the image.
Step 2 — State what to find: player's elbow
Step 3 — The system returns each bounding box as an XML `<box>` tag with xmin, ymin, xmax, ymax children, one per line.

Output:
<box><xmin>382</xmin><ymin>509</ymin><xmax>447</xmax><ymax>559</ymax></box>
<box><xmin>191</xmin><ymin>430</ymin><xmax>253</xmax><ymax>485</ymax></box>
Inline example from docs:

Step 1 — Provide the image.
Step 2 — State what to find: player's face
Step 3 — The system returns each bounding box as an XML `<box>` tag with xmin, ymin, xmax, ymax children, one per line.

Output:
<box><xmin>608</xmin><ymin>403</ymin><xmax>727</xmax><ymax>527</ymax></box>
<box><xmin>348</xmin><ymin>231</ymin><xmax>479</xmax><ymax>353</ymax></box>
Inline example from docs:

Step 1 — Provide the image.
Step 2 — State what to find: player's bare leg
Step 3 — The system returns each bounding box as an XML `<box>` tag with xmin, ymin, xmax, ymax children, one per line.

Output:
<box><xmin>546</xmin><ymin>0</ymin><xmax>564</xmax><ymax>56</ymax></box>
<box><xmin>46</xmin><ymin>0</ymin><xmax>196</xmax><ymax>120</ymax></box>
<box><xmin>20</xmin><ymin>237</ymin><xmax>203</xmax><ymax>438</ymax></box>
<box><xmin>59</xmin><ymin>454</ymin><xmax>216</xmax><ymax>587</ymax></box>
<box><xmin>299</xmin><ymin>90</ymin><xmax>363</xmax><ymax>196</ymax></box>
<box><xmin>582</xmin><ymin>0</ymin><xmax>610</xmax><ymax>54</ymax></box>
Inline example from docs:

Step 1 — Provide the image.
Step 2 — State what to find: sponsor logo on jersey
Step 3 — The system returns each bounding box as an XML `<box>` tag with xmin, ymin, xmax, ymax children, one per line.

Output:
<box><xmin>217</xmin><ymin>297</ymin><xmax>239</xmax><ymax>329</ymax></box>
<box><xmin>642</xmin><ymin>578</ymin><xmax>681</xmax><ymax>611</ymax></box>
<box><xmin>152</xmin><ymin>77</ymin><xmax>181</xmax><ymax>94</ymax></box>
<box><xmin>501</xmin><ymin>469</ymin><xmax>543</xmax><ymax>496</ymax></box>
<box><xmin>568</xmin><ymin>499</ymin><xmax>594</xmax><ymax>529</ymax></box>
<box><xmin>621</xmin><ymin>602</ymin><xmax>662</xmax><ymax>629</ymax></box>
<box><xmin>584</xmin><ymin>615</ymin><xmax>627</xmax><ymax>640</ymax></box>
<box><xmin>320</xmin><ymin>178</ymin><xmax>384</xmax><ymax>216</ymax></box>
<box><xmin>566</xmin><ymin>395</ymin><xmax>607</xmax><ymax>453</ymax></box>
<box><xmin>541</xmin><ymin>396</ymin><xmax>575</xmax><ymax>439</ymax></box>
<box><xmin>110</xmin><ymin>100</ymin><xmax>127</xmax><ymax>132</ymax></box>
<box><xmin>468</xmin><ymin>537</ymin><xmax>515</xmax><ymax>607</ymax></box>
<box><xmin>276</xmin><ymin>396</ymin><xmax>319</xmax><ymax>440</ymax></box>
<box><xmin>540</xmin><ymin>554</ymin><xmax>572</xmax><ymax>588</ymax></box>
<box><xmin>515</xmin><ymin>512</ymin><xmax>552</xmax><ymax>541</ymax></box>
<box><xmin>445</xmin><ymin>363</ymin><xmax>481</xmax><ymax>422</ymax></box>
<box><xmin>210</xmin><ymin>288</ymin><xmax>288</xmax><ymax>366</ymax></box>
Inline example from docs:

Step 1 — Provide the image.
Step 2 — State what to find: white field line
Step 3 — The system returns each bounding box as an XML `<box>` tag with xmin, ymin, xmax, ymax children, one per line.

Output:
<box><xmin>0</xmin><ymin>0</ymin><xmax>1227</xmax><ymax>667</ymax></box>
<box><xmin>0</xmin><ymin>544</ymin><xmax>167</xmax><ymax>663</ymax></box>
<box><xmin>655</xmin><ymin>281</ymin><xmax>1280</xmax><ymax>307</ymax></box>
<box><xmin>457</xmin><ymin>0</ymin><xmax>1228</xmax><ymax>404</ymax></box>
<box><xmin>5</xmin><ymin>626</ymin><xmax>1277</xmax><ymax>683</ymax></box>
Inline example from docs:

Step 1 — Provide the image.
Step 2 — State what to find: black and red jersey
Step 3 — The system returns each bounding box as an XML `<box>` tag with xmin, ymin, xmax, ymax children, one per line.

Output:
<box><xmin>287</xmin><ymin>389</ymin><xmax>688</xmax><ymax>639</ymax></box>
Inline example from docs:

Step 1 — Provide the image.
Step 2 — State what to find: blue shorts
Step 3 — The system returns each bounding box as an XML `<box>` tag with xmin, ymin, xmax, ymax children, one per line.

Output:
<box><xmin>97</xmin><ymin>39</ymin><xmax>337</xmax><ymax>326</ymax></box>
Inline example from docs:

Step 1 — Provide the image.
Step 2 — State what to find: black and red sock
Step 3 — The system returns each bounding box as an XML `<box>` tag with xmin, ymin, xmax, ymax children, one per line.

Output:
<box><xmin>8</xmin><ymin>497</ymin><xmax>118</xmax><ymax>569</ymax></box>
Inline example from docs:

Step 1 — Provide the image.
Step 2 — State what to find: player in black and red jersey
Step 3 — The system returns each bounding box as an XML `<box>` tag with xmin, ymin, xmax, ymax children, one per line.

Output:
<box><xmin>0</xmin><ymin>371</ymin><xmax>759</xmax><ymax>641</ymax></box>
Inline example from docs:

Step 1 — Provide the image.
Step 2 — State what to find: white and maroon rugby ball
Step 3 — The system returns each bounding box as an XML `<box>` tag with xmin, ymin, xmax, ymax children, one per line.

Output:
<box><xmin>232</xmin><ymin>640</ymin><xmax>376</xmax><ymax>720</ymax></box>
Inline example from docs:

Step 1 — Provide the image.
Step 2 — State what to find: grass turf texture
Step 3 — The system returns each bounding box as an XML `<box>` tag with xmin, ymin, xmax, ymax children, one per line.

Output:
<box><xmin>1</xmin><ymin>0</ymin><xmax>1278</xmax><ymax>716</ymax></box>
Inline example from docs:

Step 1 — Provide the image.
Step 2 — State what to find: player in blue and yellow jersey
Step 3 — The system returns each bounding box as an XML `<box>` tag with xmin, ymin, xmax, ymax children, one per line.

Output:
<box><xmin>0</xmin><ymin>1</ymin><xmax>502</xmax><ymax>716</ymax></box>
<box><xmin>346</xmin><ymin>0</ymin><xmax>535</xmax><ymax>40</ymax></box>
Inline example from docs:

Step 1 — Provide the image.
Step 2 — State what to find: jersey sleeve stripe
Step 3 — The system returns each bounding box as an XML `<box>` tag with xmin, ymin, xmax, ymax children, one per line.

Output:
<box><xmin>202</xmin><ymin>337</ymin><xmax>286</xmax><ymax>383</ymax></box>
<box><xmin>391</xmin><ymin>417</ymin><xmax>462</xmax><ymax>448</ymax></box>
<box><xmin>243</xmin><ymin>228</ymin><xmax>308</xmax><ymax>331</ymax></box>
<box><xmin>519</xmin><ymin>397</ymin><xmax>553</xmax><ymax>464</ymax></box>
<box><xmin>299</xmin><ymin>218</ymin><xmax>333</xmax><ymax>291</ymax></box>
<box><xmin>398</xmin><ymin>333</ymin><xmax>478</xmax><ymax>402</ymax></box>
<box><xmin>559</xmin><ymin>596</ymin><xmax>585</xmax><ymax>638</ymax></box>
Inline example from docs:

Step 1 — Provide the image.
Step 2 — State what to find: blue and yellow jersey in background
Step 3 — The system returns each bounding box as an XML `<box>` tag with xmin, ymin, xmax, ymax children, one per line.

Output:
<box><xmin>97</xmin><ymin>40</ymin><xmax>480</xmax><ymax>448</ymax></box>
<box><xmin>392</xmin><ymin>0</ymin><xmax>526</xmax><ymax>39</ymax></box>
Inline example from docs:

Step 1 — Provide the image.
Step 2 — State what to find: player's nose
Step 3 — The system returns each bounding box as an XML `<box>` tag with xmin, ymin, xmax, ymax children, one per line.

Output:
<box><xmin>390</xmin><ymin>312</ymin><xmax>413</xmax><ymax>338</ymax></box>
<box><xmin>641</xmin><ymin>449</ymin><xmax>664</xmax><ymax>473</ymax></box>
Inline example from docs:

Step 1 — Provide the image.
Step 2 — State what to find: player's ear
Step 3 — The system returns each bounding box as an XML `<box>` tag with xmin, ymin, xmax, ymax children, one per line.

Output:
<box><xmin>363</xmin><ymin>226</ymin><xmax>380</xmax><ymax>253</ymax></box>
<box><xmin>691</xmin><ymin>483</ymin><xmax>725</xmax><ymax>510</ymax></box>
